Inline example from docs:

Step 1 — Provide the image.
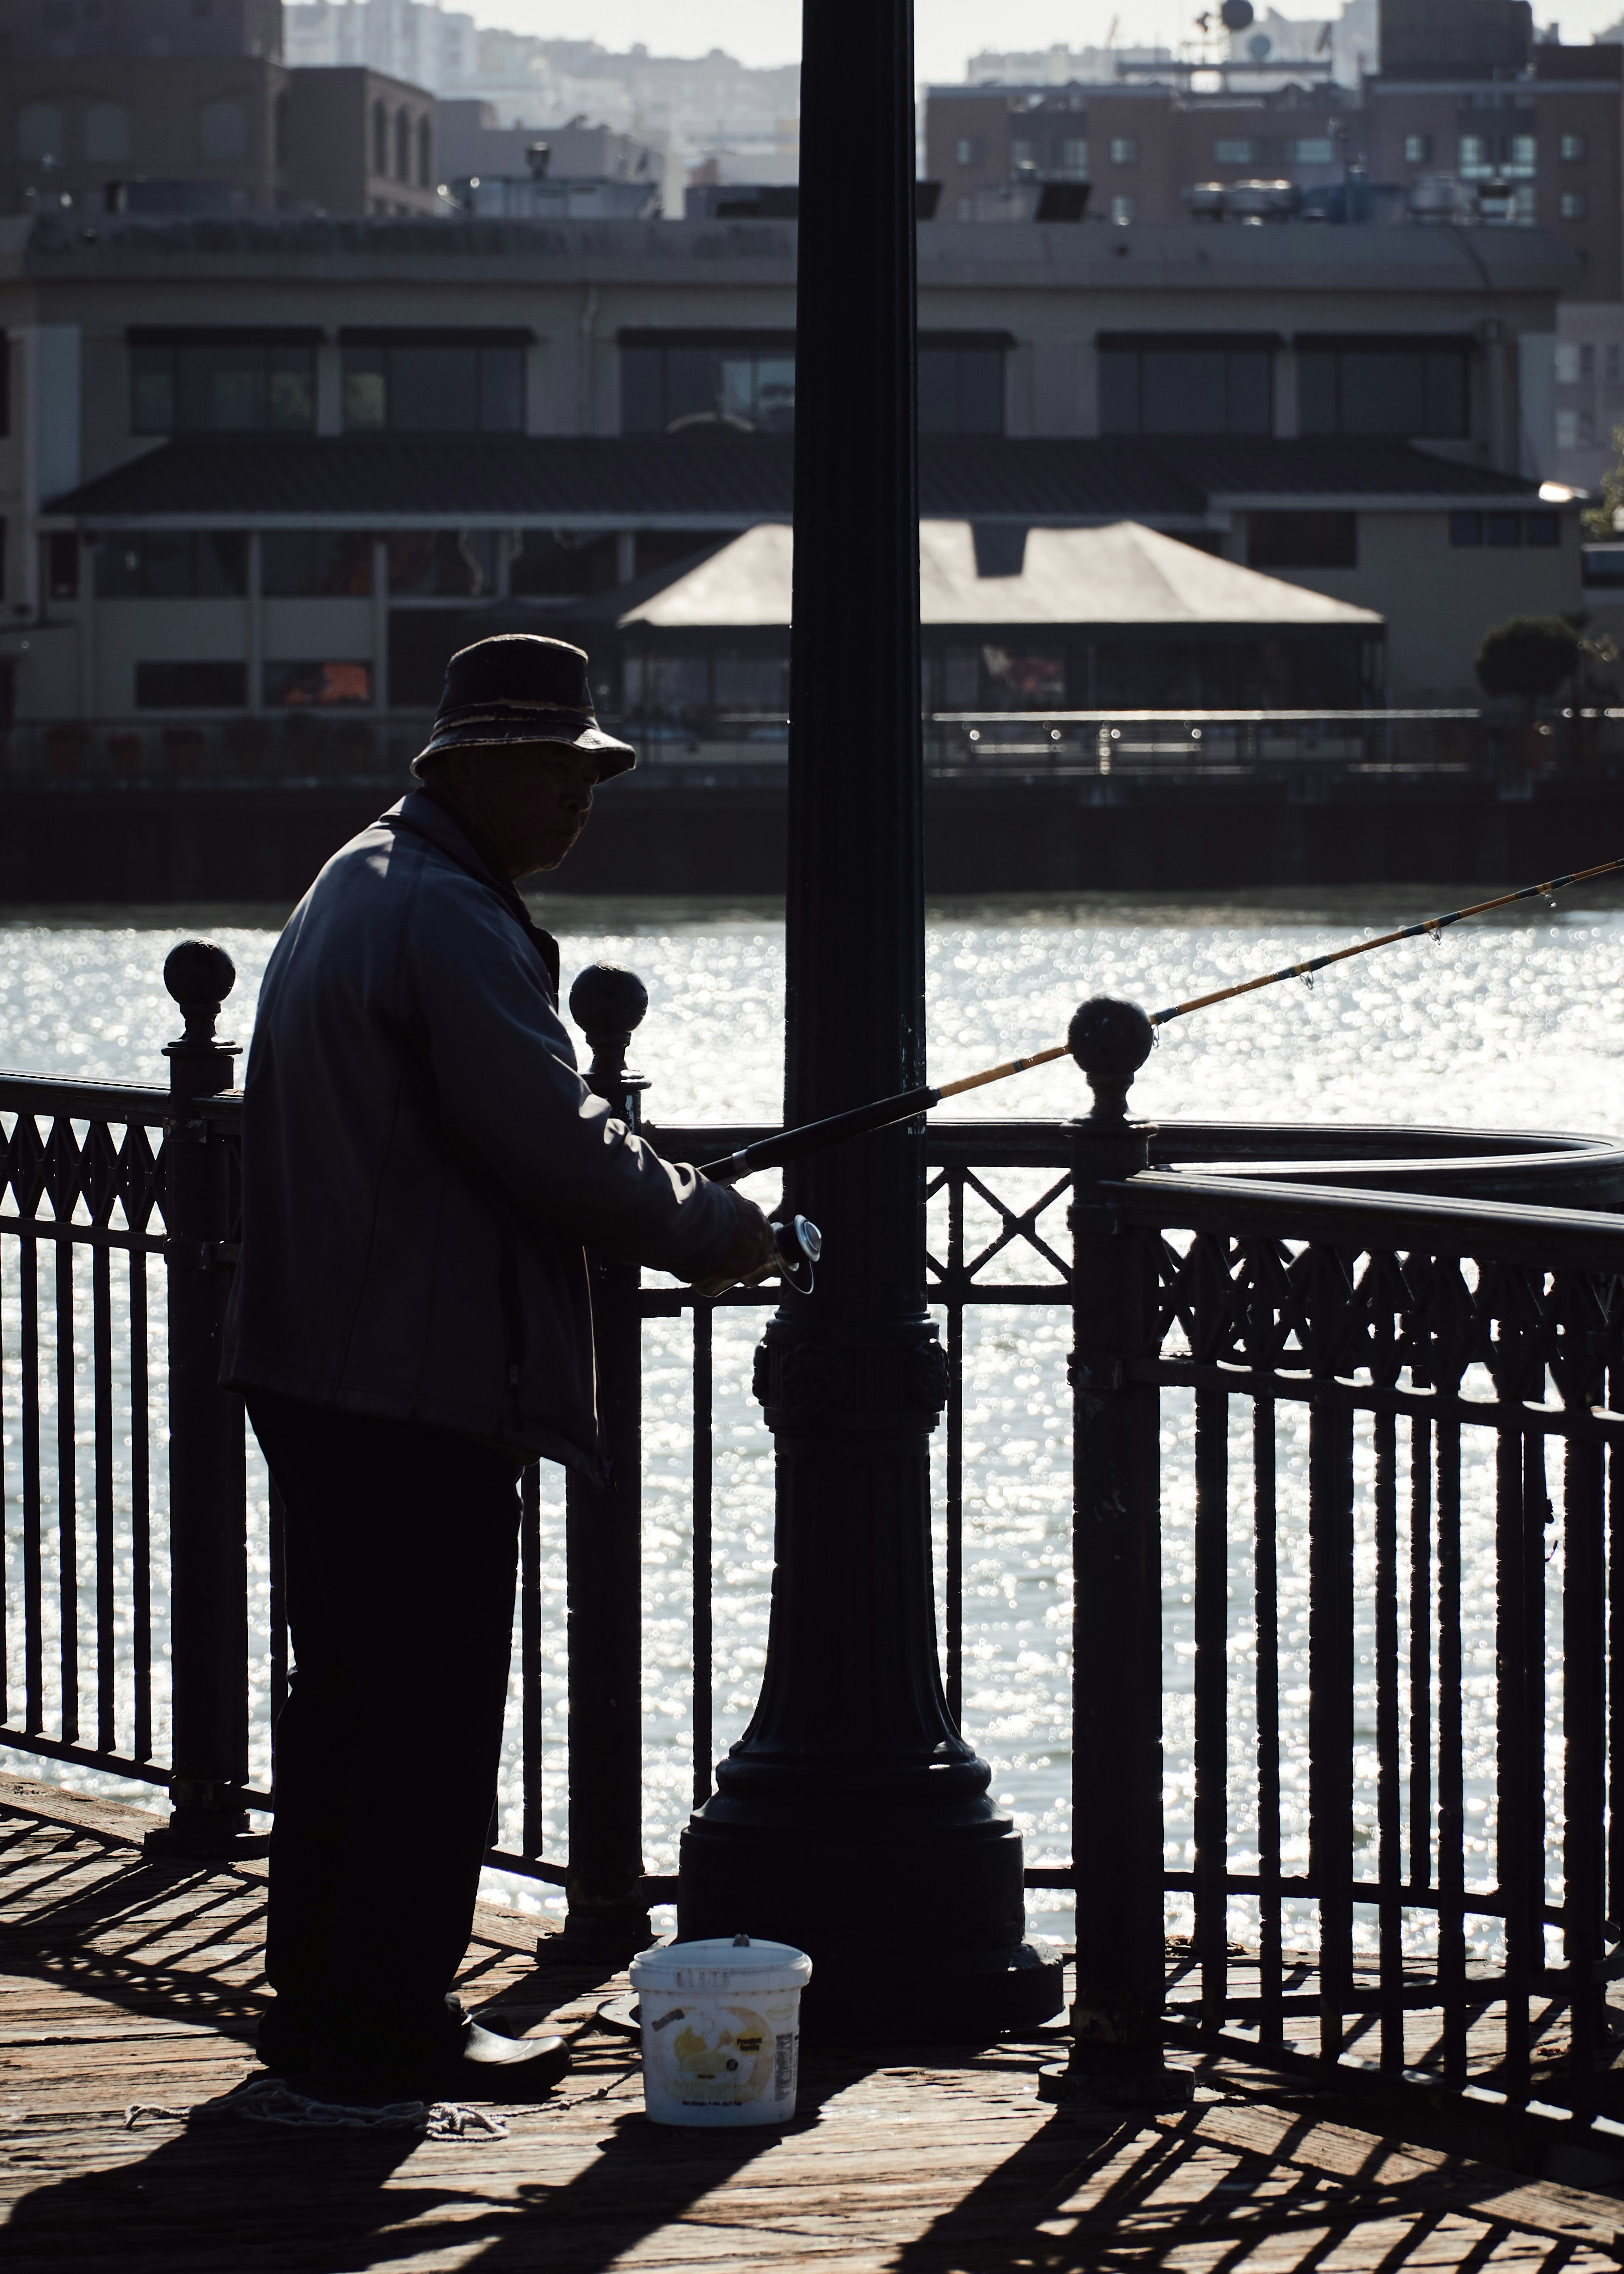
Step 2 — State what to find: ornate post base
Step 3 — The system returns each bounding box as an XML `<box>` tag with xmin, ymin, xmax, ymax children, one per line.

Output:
<box><xmin>678</xmin><ymin>1316</ymin><xmax>1064</xmax><ymax>2043</ymax></box>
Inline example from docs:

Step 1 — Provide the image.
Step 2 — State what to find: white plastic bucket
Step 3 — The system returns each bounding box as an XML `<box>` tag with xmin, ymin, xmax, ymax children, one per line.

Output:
<box><xmin>629</xmin><ymin>1935</ymin><xmax>813</xmax><ymax>2127</ymax></box>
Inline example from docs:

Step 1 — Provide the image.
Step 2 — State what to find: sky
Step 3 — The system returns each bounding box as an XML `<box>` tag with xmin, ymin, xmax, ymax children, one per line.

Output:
<box><xmin>472</xmin><ymin>0</ymin><xmax>1624</xmax><ymax>77</ymax></box>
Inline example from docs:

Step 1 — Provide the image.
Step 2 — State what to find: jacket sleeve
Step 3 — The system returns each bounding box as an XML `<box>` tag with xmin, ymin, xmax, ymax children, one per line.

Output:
<box><xmin>410</xmin><ymin>881</ymin><xmax>741</xmax><ymax>1280</ymax></box>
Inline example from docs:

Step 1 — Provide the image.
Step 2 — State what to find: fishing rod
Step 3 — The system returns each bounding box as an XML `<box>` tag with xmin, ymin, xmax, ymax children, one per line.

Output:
<box><xmin>700</xmin><ymin>853</ymin><xmax>1624</xmax><ymax>1188</ymax></box>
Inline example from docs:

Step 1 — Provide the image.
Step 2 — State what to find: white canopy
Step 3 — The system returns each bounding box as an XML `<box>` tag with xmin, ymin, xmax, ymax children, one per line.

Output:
<box><xmin>618</xmin><ymin>520</ymin><xmax>1383</xmax><ymax>631</ymax></box>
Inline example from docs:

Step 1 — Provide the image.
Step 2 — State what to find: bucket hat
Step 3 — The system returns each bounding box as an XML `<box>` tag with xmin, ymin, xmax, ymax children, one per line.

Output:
<box><xmin>412</xmin><ymin>635</ymin><xmax>635</xmax><ymax>780</ymax></box>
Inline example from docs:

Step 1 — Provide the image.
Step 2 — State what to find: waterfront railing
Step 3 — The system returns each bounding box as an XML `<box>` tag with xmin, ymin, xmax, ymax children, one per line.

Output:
<box><xmin>6</xmin><ymin>948</ymin><xmax>1624</xmax><ymax>2137</ymax></box>
<box><xmin>4</xmin><ymin>709</ymin><xmax>1617</xmax><ymax>790</ymax></box>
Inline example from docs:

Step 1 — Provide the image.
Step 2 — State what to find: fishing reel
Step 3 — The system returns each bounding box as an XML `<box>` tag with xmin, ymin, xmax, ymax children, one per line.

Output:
<box><xmin>698</xmin><ymin>1212</ymin><xmax>821</xmax><ymax>1299</ymax></box>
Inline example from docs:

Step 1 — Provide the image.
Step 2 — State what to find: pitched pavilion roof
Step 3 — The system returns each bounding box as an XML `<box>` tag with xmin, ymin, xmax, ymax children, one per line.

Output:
<box><xmin>618</xmin><ymin>521</ymin><xmax>1384</xmax><ymax>631</ymax></box>
<box><xmin>47</xmin><ymin>433</ymin><xmax>1540</xmax><ymax>526</ymax></box>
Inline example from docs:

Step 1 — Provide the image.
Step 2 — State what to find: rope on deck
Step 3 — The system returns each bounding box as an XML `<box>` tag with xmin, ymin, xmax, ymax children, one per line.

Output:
<box><xmin>124</xmin><ymin>2077</ymin><xmax>509</xmax><ymax>2139</ymax></box>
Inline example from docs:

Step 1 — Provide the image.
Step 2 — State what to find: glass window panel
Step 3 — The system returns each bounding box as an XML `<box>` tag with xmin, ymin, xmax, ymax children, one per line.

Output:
<box><xmin>1423</xmin><ymin>349</ymin><xmax>1467</xmax><ymax>437</ymax></box>
<box><xmin>478</xmin><ymin>346</ymin><xmax>523</xmax><ymax>432</ymax></box>
<box><xmin>1337</xmin><ymin>350</ymin><xmax>1426</xmax><ymax>435</ymax></box>
<box><xmin>648</xmin><ymin>656</ymin><xmax>709</xmax><ymax>717</ymax></box>
<box><xmin>177</xmin><ymin>344</ymin><xmax>267</xmax><ymax>433</ymax></box>
<box><xmin>264</xmin><ymin>660</ymin><xmax>373</xmax><ymax>706</ymax></box>
<box><xmin>956</xmin><ymin>349</ymin><xmax>1003</xmax><ymax>435</ymax></box>
<box><xmin>663</xmin><ymin>347</ymin><xmax>722</xmax><ymax>425</ymax></box>
<box><xmin>1508</xmin><ymin>134</ymin><xmax>1537</xmax><ymax>175</ymax></box>
<box><xmin>1098</xmin><ymin>349</ymin><xmax>1139</xmax><ymax>434</ymax></box>
<box><xmin>135</xmin><ymin>661</ymin><xmax>246</xmax><ymax>708</ymax></box>
<box><xmin>268</xmin><ymin>347</ymin><xmax>315</xmax><ymax>431</ymax></box>
<box><xmin>1487</xmin><ymin>512</ymin><xmax>1522</xmax><ymax>546</ymax></box>
<box><xmin>196</xmin><ymin>532</ymin><xmax>248</xmax><ymax>596</ymax></box>
<box><xmin>130</xmin><ymin>534</ymin><xmax>195</xmax><ymax>597</ymax></box>
<box><xmin>1213</xmin><ymin>139</ymin><xmax>1253</xmax><ymax>163</ymax></box>
<box><xmin>508</xmin><ymin>529</ymin><xmax>616</xmax><ymax>596</ymax></box>
<box><xmin>262</xmin><ymin>531</ymin><xmax>373</xmax><ymax>596</ymax></box>
<box><xmin>714</xmin><ymin>653</ymin><xmax>788</xmax><ymax>710</ymax></box>
<box><xmin>1296</xmin><ymin>349</ymin><xmax>1337</xmax><ymax>434</ymax></box>
<box><xmin>753</xmin><ymin>355</ymin><xmax>795</xmax><ymax>431</ymax></box>
<box><xmin>130</xmin><ymin>345</ymin><xmax>174</xmax><ymax>434</ymax></box>
<box><xmin>918</xmin><ymin>348</ymin><xmax>958</xmax><ymax>434</ymax></box>
<box><xmin>343</xmin><ymin>349</ymin><xmax>386</xmax><ymax>431</ymax></box>
<box><xmin>718</xmin><ymin>354</ymin><xmax>757</xmax><ymax>423</ymax></box>
<box><xmin>942</xmin><ymin>649</ymin><xmax>980</xmax><ymax>706</ymax></box>
<box><xmin>1227</xmin><ymin>349</ymin><xmax>1272</xmax><ymax>434</ymax></box>
<box><xmin>1141</xmin><ymin>350</ymin><xmax>1226</xmax><ymax>434</ymax></box>
<box><xmin>621</xmin><ymin>346</ymin><xmax>663</xmax><ymax>432</ymax></box>
<box><xmin>387</xmin><ymin>529</ymin><xmax>495</xmax><ymax>596</ymax></box>
<box><xmin>388</xmin><ymin>345</ymin><xmax>479</xmax><ymax>431</ymax></box>
<box><xmin>85</xmin><ymin>103</ymin><xmax>130</xmax><ymax>162</ymax></box>
<box><xmin>1525</xmin><ymin>511</ymin><xmax>1559</xmax><ymax>545</ymax></box>
<box><xmin>1449</xmin><ymin>512</ymin><xmax>1484</xmax><ymax>546</ymax></box>
<box><xmin>1458</xmin><ymin>134</ymin><xmax>1492</xmax><ymax>178</ymax></box>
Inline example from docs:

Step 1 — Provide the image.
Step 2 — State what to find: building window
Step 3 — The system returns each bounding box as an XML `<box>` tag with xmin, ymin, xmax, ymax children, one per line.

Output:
<box><xmin>1451</xmin><ymin>511</ymin><xmax>1560</xmax><ymax>545</ymax></box>
<box><xmin>135</xmin><ymin>662</ymin><xmax>246</xmax><ymax>709</ymax></box>
<box><xmin>955</xmin><ymin>137</ymin><xmax>983</xmax><ymax>166</ymax></box>
<box><xmin>1459</xmin><ymin>131</ymin><xmax>1536</xmax><ymax>180</ymax></box>
<box><xmin>1557</xmin><ymin>407</ymin><xmax>1579</xmax><ymax>447</ymax></box>
<box><xmin>1404</xmin><ymin>133</ymin><xmax>1432</xmax><ymax>163</ymax></box>
<box><xmin>394</xmin><ymin>108</ymin><xmax>410</xmax><ymax>182</ymax></box>
<box><xmin>1556</xmin><ymin>340</ymin><xmax>1580</xmax><ymax>383</ymax></box>
<box><xmin>509</xmin><ymin>530</ymin><xmax>620</xmax><ymax>596</ymax></box>
<box><xmin>1297</xmin><ymin>340</ymin><xmax>1468</xmax><ymax>438</ymax></box>
<box><xmin>18</xmin><ymin>105</ymin><xmax>64</xmax><ymax>163</ymax></box>
<box><xmin>1099</xmin><ymin>340</ymin><xmax>1272</xmax><ymax>436</ymax></box>
<box><xmin>198</xmin><ymin>99</ymin><xmax>247</xmax><ymax>164</ymax></box>
<box><xmin>1284</xmin><ymin>137</ymin><xmax>1334</xmax><ymax>163</ymax></box>
<box><xmin>264</xmin><ymin>660</ymin><xmax>373</xmax><ymax>706</ymax></box>
<box><xmin>387</xmin><ymin>531</ymin><xmax>498</xmax><ymax>596</ymax></box>
<box><xmin>130</xmin><ymin>338</ymin><xmax>316</xmax><ymax>433</ymax></box>
<box><xmin>1579</xmin><ymin>409</ymin><xmax>1596</xmax><ymax>444</ymax></box>
<box><xmin>1213</xmin><ymin>139</ymin><xmax>1254</xmax><ymax>164</ymax></box>
<box><xmin>260</xmin><ymin>531</ymin><xmax>373</xmax><ymax>597</ymax></box>
<box><xmin>95</xmin><ymin>532</ymin><xmax>248</xmax><ymax>597</ymax></box>
<box><xmin>342</xmin><ymin>340</ymin><xmax>525</xmax><ymax>432</ymax></box>
<box><xmin>1011</xmin><ymin>137</ymin><xmax>1037</xmax><ymax>167</ymax></box>
<box><xmin>956</xmin><ymin>195</ymin><xmax>974</xmax><ymax>219</ymax></box>
<box><xmin>84</xmin><ymin>102</ymin><xmax>130</xmax><ymax>162</ymax></box>
<box><xmin>1607</xmin><ymin>344</ymin><xmax>1621</xmax><ymax>385</ymax></box>
<box><xmin>1109</xmin><ymin>193</ymin><xmax>1135</xmax><ymax>224</ymax></box>
<box><xmin>372</xmin><ymin>99</ymin><xmax>387</xmax><ymax>175</ymax></box>
<box><xmin>1582</xmin><ymin>342</ymin><xmax>1595</xmax><ymax>378</ymax></box>
<box><xmin>918</xmin><ymin>343</ymin><xmax>1006</xmax><ymax>435</ymax></box>
<box><xmin>1561</xmin><ymin>131</ymin><xmax>1588</xmax><ymax>161</ymax></box>
<box><xmin>0</xmin><ymin>338</ymin><xmax>10</xmax><ymax>437</ymax></box>
<box><xmin>1246</xmin><ymin>512</ymin><xmax>1357</xmax><ymax>569</ymax></box>
<box><xmin>1057</xmin><ymin>136</ymin><xmax>1089</xmax><ymax>175</ymax></box>
<box><xmin>1562</xmin><ymin>192</ymin><xmax>1588</xmax><ymax>218</ymax></box>
<box><xmin>417</xmin><ymin>113</ymin><xmax>432</xmax><ymax>187</ymax></box>
<box><xmin>1110</xmin><ymin>136</ymin><xmax>1137</xmax><ymax>164</ymax></box>
<box><xmin>45</xmin><ymin>532</ymin><xmax>80</xmax><ymax>599</ymax></box>
<box><xmin>620</xmin><ymin>333</ymin><xmax>796</xmax><ymax>432</ymax></box>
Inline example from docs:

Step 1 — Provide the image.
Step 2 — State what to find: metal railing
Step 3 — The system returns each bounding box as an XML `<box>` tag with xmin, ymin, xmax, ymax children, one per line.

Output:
<box><xmin>5</xmin><ymin>950</ymin><xmax>1624</xmax><ymax>2137</ymax></box>
<box><xmin>7</xmin><ymin>709</ymin><xmax>1623</xmax><ymax>793</ymax></box>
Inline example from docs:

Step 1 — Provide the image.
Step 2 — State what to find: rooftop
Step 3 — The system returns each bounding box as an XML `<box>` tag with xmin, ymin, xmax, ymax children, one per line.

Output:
<box><xmin>621</xmin><ymin>522</ymin><xmax>1385</xmax><ymax>629</ymax></box>
<box><xmin>49</xmin><ymin>436</ymin><xmax>1545</xmax><ymax>528</ymax></box>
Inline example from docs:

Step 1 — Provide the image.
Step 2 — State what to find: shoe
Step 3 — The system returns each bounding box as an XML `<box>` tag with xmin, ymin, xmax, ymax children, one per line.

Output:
<box><xmin>309</xmin><ymin>2017</ymin><xmax>572</xmax><ymax>2106</ymax></box>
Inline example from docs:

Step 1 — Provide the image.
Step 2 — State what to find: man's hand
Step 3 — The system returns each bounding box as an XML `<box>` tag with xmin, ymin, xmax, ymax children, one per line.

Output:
<box><xmin>690</xmin><ymin>1188</ymin><xmax>778</xmax><ymax>1297</ymax></box>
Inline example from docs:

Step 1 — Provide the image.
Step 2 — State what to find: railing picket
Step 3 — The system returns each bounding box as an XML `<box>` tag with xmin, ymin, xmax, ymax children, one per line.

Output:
<box><xmin>92</xmin><ymin>1243</ymin><xmax>114</xmax><ymax>1755</ymax></box>
<box><xmin>22</xmin><ymin>1235</ymin><xmax>42</xmax><ymax>1736</ymax></box>
<box><xmin>691</xmin><ymin>1301</ymin><xmax>714</xmax><ymax>1811</ymax></box>
<box><xmin>1375</xmin><ymin>1406</ymin><xmax>1404</xmax><ymax>2073</ymax></box>
<box><xmin>1308</xmin><ymin>1371</ymin><xmax>1355</xmax><ymax>2069</ymax></box>
<box><xmin>520</xmin><ymin>1461</ymin><xmax>543</xmax><ymax>1858</ymax></box>
<box><xmin>1408</xmin><ymin>1415</ymin><xmax>1433</xmax><ymax>1906</ymax></box>
<box><xmin>1193</xmin><ymin>1375</ymin><xmax>1229</xmax><ymax>2033</ymax></box>
<box><xmin>945</xmin><ymin>1170</ymin><xmax>964</xmax><ymax>1724</ymax></box>
<box><xmin>1437</xmin><ymin>1420</ymin><xmax>1467</xmax><ymax>2086</ymax></box>
<box><xmin>1562</xmin><ymin>1438</ymin><xmax>1607</xmax><ymax>2112</ymax></box>
<box><xmin>1494</xmin><ymin>1427</ymin><xmax>1531</xmax><ymax>2098</ymax></box>
<box><xmin>129</xmin><ymin>1246</ymin><xmax>152</xmax><ymax>1764</ymax></box>
<box><xmin>55</xmin><ymin>1232</ymin><xmax>78</xmax><ymax>1743</ymax></box>
<box><xmin>1254</xmin><ymin>1394</ymin><xmax>1283</xmax><ymax>2050</ymax></box>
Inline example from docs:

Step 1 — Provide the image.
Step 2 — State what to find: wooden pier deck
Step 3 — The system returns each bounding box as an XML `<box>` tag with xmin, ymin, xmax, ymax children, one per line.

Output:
<box><xmin>4</xmin><ymin>1776</ymin><xmax>1624</xmax><ymax>2273</ymax></box>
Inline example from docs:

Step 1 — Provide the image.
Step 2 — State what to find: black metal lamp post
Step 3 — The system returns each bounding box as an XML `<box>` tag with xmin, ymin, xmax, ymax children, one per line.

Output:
<box><xmin>678</xmin><ymin>0</ymin><xmax>1061</xmax><ymax>2037</ymax></box>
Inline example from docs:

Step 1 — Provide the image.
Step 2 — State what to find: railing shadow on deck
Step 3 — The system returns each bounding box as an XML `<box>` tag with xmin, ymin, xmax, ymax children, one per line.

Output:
<box><xmin>9</xmin><ymin>948</ymin><xmax>1624</xmax><ymax>2168</ymax></box>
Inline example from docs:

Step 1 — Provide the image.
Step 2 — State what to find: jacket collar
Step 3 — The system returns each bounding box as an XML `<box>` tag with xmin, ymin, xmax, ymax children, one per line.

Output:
<box><xmin>384</xmin><ymin>792</ymin><xmax>562</xmax><ymax>999</ymax></box>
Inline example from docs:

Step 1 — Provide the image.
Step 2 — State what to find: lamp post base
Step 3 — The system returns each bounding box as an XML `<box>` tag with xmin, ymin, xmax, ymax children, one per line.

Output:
<box><xmin>679</xmin><ymin>1815</ymin><xmax>1063</xmax><ymax>2043</ymax></box>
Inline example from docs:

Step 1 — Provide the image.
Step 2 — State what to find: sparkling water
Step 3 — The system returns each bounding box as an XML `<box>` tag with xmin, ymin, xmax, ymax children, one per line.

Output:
<box><xmin>5</xmin><ymin>884</ymin><xmax>1624</xmax><ymax>1953</ymax></box>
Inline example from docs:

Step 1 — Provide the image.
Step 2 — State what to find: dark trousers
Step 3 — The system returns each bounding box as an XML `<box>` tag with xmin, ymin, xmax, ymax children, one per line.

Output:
<box><xmin>246</xmin><ymin>1389</ymin><xmax>522</xmax><ymax>2067</ymax></box>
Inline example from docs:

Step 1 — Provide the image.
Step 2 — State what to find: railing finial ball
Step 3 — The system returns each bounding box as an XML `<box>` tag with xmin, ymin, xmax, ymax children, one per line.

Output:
<box><xmin>569</xmin><ymin>963</ymin><xmax>648</xmax><ymax>1040</ymax></box>
<box><xmin>1067</xmin><ymin>996</ymin><xmax>1154</xmax><ymax>1123</ymax></box>
<box><xmin>164</xmin><ymin>939</ymin><xmax>236</xmax><ymax>1017</ymax></box>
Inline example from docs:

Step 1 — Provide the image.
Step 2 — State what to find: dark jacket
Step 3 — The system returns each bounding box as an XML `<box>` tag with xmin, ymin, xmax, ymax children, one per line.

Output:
<box><xmin>221</xmin><ymin>793</ymin><xmax>736</xmax><ymax>1479</ymax></box>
